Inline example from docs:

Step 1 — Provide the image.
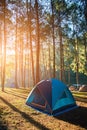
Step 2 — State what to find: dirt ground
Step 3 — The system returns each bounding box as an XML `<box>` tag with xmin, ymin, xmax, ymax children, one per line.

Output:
<box><xmin>0</xmin><ymin>88</ymin><xmax>87</xmax><ymax>130</ymax></box>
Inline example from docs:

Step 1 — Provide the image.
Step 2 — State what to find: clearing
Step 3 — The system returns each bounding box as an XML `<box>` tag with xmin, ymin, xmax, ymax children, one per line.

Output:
<box><xmin>0</xmin><ymin>88</ymin><xmax>87</xmax><ymax>130</ymax></box>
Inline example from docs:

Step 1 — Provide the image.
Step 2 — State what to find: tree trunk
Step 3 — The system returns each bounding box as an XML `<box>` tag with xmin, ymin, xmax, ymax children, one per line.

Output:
<box><xmin>15</xmin><ymin>12</ymin><xmax>18</xmax><ymax>88</ymax></box>
<box><xmin>68</xmin><ymin>66</ymin><xmax>71</xmax><ymax>85</ymax></box>
<box><xmin>84</xmin><ymin>34</ymin><xmax>87</xmax><ymax>62</ymax></box>
<box><xmin>0</xmin><ymin>27</ymin><xmax>2</xmax><ymax>88</ymax></box>
<box><xmin>29</xmin><ymin>0</ymin><xmax>35</xmax><ymax>85</ymax></box>
<box><xmin>35</xmin><ymin>0</ymin><xmax>40</xmax><ymax>84</ymax></box>
<box><xmin>48</xmin><ymin>43</ymin><xmax>51</xmax><ymax>78</ymax></box>
<box><xmin>51</xmin><ymin>0</ymin><xmax>56</xmax><ymax>78</ymax></box>
<box><xmin>2</xmin><ymin>0</ymin><xmax>6</xmax><ymax>91</ymax></box>
<box><xmin>59</xmin><ymin>25</ymin><xmax>64</xmax><ymax>81</ymax></box>
<box><xmin>84</xmin><ymin>0</ymin><xmax>87</xmax><ymax>25</ymax></box>
<box><xmin>26</xmin><ymin>0</ymin><xmax>29</xmax><ymax>87</ymax></box>
<box><xmin>75</xmin><ymin>38</ymin><xmax>79</xmax><ymax>86</ymax></box>
<box><xmin>19</xmin><ymin>35</ymin><xmax>24</xmax><ymax>88</ymax></box>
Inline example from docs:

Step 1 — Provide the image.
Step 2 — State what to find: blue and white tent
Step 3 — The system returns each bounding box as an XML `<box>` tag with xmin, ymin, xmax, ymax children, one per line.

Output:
<box><xmin>26</xmin><ymin>79</ymin><xmax>78</xmax><ymax>116</ymax></box>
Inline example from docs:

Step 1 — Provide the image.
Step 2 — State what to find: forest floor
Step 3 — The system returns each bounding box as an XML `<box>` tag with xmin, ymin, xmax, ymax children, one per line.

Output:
<box><xmin>0</xmin><ymin>88</ymin><xmax>87</xmax><ymax>130</ymax></box>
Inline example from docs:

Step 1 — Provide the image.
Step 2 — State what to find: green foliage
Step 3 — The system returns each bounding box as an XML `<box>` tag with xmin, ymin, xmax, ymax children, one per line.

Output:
<box><xmin>0</xmin><ymin>0</ymin><xmax>87</xmax><ymax>87</ymax></box>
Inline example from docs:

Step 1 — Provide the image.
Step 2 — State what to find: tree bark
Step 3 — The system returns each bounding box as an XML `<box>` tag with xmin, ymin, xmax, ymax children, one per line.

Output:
<box><xmin>0</xmin><ymin>27</ymin><xmax>2</xmax><ymax>89</ymax></box>
<box><xmin>29</xmin><ymin>0</ymin><xmax>35</xmax><ymax>85</ymax></box>
<box><xmin>35</xmin><ymin>0</ymin><xmax>40</xmax><ymax>84</ymax></box>
<box><xmin>2</xmin><ymin>0</ymin><xmax>6</xmax><ymax>91</ymax></box>
<box><xmin>51</xmin><ymin>0</ymin><xmax>56</xmax><ymax>78</ymax></box>
<box><xmin>75</xmin><ymin>38</ymin><xmax>79</xmax><ymax>86</ymax></box>
<box><xmin>59</xmin><ymin>25</ymin><xmax>64</xmax><ymax>81</ymax></box>
<box><xmin>15</xmin><ymin>11</ymin><xmax>18</xmax><ymax>88</ymax></box>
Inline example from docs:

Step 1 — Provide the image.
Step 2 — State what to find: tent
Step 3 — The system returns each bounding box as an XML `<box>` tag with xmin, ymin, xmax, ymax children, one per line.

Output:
<box><xmin>26</xmin><ymin>78</ymin><xmax>78</xmax><ymax>116</ymax></box>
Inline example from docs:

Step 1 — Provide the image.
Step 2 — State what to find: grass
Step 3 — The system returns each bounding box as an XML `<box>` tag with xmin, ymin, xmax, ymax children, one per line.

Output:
<box><xmin>0</xmin><ymin>88</ymin><xmax>87</xmax><ymax>130</ymax></box>
<box><xmin>72</xmin><ymin>91</ymin><xmax>87</xmax><ymax>103</ymax></box>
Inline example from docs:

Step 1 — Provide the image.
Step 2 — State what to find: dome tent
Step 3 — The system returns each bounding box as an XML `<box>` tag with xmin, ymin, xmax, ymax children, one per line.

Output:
<box><xmin>26</xmin><ymin>79</ymin><xmax>78</xmax><ymax>116</ymax></box>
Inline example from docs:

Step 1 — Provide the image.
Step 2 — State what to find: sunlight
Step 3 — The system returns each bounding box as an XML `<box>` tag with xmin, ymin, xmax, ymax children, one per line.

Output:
<box><xmin>0</xmin><ymin>0</ymin><xmax>87</xmax><ymax>129</ymax></box>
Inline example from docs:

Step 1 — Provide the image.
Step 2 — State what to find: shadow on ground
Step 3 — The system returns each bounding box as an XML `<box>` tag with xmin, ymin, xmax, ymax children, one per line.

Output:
<box><xmin>0</xmin><ymin>119</ymin><xmax>8</xmax><ymax>130</ymax></box>
<box><xmin>0</xmin><ymin>96</ymin><xmax>50</xmax><ymax>130</ymax></box>
<box><xmin>55</xmin><ymin>106</ymin><xmax>87</xmax><ymax>129</ymax></box>
<box><xmin>0</xmin><ymin>110</ymin><xmax>8</xmax><ymax>130</ymax></box>
<box><xmin>0</xmin><ymin>121</ymin><xmax>8</xmax><ymax>130</ymax></box>
<box><xmin>4</xmin><ymin>90</ymin><xmax>26</xmax><ymax>99</ymax></box>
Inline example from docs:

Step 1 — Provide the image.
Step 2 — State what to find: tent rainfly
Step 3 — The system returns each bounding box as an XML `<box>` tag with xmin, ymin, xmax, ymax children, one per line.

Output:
<box><xmin>26</xmin><ymin>78</ymin><xmax>78</xmax><ymax>116</ymax></box>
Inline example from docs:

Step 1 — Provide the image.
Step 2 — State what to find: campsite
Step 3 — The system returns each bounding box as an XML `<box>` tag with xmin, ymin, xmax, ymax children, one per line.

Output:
<box><xmin>0</xmin><ymin>87</ymin><xmax>87</xmax><ymax>130</ymax></box>
<box><xmin>0</xmin><ymin>0</ymin><xmax>87</xmax><ymax>130</ymax></box>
